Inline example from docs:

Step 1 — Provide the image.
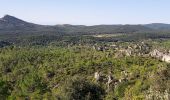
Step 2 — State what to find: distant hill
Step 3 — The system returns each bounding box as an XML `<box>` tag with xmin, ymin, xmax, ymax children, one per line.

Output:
<box><xmin>0</xmin><ymin>15</ymin><xmax>65</xmax><ymax>33</ymax></box>
<box><xmin>144</xmin><ymin>23</ymin><xmax>170</xmax><ymax>31</ymax></box>
<box><xmin>0</xmin><ymin>15</ymin><xmax>42</xmax><ymax>31</ymax></box>
<box><xmin>1</xmin><ymin>15</ymin><xmax>170</xmax><ymax>34</ymax></box>
<box><xmin>60</xmin><ymin>24</ymin><xmax>152</xmax><ymax>34</ymax></box>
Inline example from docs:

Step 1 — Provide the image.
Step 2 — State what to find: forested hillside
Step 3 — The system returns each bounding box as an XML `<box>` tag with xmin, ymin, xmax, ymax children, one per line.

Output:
<box><xmin>0</xmin><ymin>15</ymin><xmax>170</xmax><ymax>100</ymax></box>
<box><xmin>0</xmin><ymin>35</ymin><xmax>170</xmax><ymax>99</ymax></box>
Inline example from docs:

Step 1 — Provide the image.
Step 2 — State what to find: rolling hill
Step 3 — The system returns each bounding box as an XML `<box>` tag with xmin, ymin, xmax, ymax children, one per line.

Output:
<box><xmin>144</xmin><ymin>23</ymin><xmax>170</xmax><ymax>31</ymax></box>
<box><xmin>0</xmin><ymin>15</ymin><xmax>157</xmax><ymax>34</ymax></box>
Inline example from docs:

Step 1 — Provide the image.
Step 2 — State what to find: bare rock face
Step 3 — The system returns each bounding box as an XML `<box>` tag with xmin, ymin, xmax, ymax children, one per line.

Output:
<box><xmin>150</xmin><ymin>49</ymin><xmax>170</xmax><ymax>63</ymax></box>
<box><xmin>94</xmin><ymin>71</ymin><xmax>100</xmax><ymax>82</ymax></box>
<box><xmin>162</xmin><ymin>55</ymin><xmax>170</xmax><ymax>63</ymax></box>
<box><xmin>150</xmin><ymin>49</ymin><xmax>164</xmax><ymax>59</ymax></box>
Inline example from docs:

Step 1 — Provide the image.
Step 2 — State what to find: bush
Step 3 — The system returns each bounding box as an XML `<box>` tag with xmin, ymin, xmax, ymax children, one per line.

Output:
<box><xmin>57</xmin><ymin>76</ymin><xmax>105</xmax><ymax>100</ymax></box>
<box><xmin>0</xmin><ymin>80</ymin><xmax>11</xmax><ymax>99</ymax></box>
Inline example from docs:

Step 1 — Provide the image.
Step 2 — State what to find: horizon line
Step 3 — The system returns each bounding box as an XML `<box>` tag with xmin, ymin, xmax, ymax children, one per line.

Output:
<box><xmin>1</xmin><ymin>14</ymin><xmax>170</xmax><ymax>26</ymax></box>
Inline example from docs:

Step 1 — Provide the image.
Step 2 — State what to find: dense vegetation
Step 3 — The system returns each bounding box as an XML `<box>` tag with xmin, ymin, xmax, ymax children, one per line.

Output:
<box><xmin>0</xmin><ymin>39</ymin><xmax>169</xmax><ymax>99</ymax></box>
<box><xmin>0</xmin><ymin>15</ymin><xmax>170</xmax><ymax>100</ymax></box>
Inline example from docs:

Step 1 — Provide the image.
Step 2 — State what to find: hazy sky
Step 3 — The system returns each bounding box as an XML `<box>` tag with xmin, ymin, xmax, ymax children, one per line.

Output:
<box><xmin>0</xmin><ymin>0</ymin><xmax>169</xmax><ymax>25</ymax></box>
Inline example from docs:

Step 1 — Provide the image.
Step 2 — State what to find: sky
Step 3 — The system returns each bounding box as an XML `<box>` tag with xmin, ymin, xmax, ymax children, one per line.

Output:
<box><xmin>0</xmin><ymin>0</ymin><xmax>170</xmax><ymax>25</ymax></box>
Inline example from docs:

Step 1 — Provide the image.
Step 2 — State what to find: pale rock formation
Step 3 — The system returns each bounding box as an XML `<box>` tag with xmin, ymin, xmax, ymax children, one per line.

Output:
<box><xmin>94</xmin><ymin>71</ymin><xmax>100</xmax><ymax>82</ymax></box>
<box><xmin>162</xmin><ymin>54</ymin><xmax>170</xmax><ymax>63</ymax></box>
<box><xmin>107</xmin><ymin>74</ymin><xmax>114</xmax><ymax>92</ymax></box>
<box><xmin>150</xmin><ymin>49</ymin><xmax>170</xmax><ymax>63</ymax></box>
<box><xmin>145</xmin><ymin>88</ymin><xmax>170</xmax><ymax>100</ymax></box>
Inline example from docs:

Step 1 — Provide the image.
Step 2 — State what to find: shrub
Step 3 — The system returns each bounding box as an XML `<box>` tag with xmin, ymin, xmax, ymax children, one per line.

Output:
<box><xmin>57</xmin><ymin>76</ymin><xmax>105</xmax><ymax>100</ymax></box>
<box><xmin>0</xmin><ymin>80</ymin><xmax>11</xmax><ymax>99</ymax></box>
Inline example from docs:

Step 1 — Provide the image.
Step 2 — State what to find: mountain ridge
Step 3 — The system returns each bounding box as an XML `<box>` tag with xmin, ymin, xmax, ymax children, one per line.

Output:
<box><xmin>0</xmin><ymin>15</ymin><xmax>170</xmax><ymax>34</ymax></box>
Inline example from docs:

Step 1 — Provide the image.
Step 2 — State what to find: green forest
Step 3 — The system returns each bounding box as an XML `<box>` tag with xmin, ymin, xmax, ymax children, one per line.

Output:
<box><xmin>0</xmin><ymin>32</ymin><xmax>170</xmax><ymax>100</ymax></box>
